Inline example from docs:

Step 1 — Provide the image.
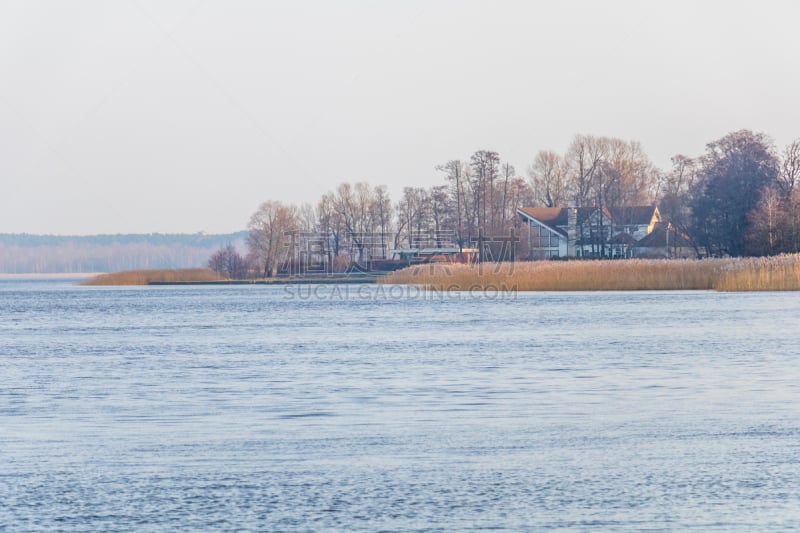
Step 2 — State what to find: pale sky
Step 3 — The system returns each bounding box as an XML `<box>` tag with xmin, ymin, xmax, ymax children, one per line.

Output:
<box><xmin>2</xmin><ymin>0</ymin><xmax>800</xmax><ymax>235</ymax></box>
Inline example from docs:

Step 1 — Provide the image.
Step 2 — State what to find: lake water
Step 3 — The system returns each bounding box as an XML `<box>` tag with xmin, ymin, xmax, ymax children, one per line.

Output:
<box><xmin>1</xmin><ymin>280</ymin><xmax>799</xmax><ymax>531</ymax></box>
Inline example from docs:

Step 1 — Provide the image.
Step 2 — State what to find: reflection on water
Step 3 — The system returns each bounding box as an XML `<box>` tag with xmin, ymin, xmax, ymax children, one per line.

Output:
<box><xmin>2</xmin><ymin>281</ymin><xmax>799</xmax><ymax>531</ymax></box>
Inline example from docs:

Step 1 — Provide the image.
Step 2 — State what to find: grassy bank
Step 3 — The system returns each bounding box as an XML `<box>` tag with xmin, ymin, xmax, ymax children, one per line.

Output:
<box><xmin>380</xmin><ymin>255</ymin><xmax>800</xmax><ymax>291</ymax></box>
<box><xmin>82</xmin><ymin>268</ymin><xmax>222</xmax><ymax>286</ymax></box>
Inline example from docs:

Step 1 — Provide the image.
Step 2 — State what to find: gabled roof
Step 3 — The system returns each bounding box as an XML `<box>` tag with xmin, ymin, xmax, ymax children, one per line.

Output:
<box><xmin>636</xmin><ymin>223</ymin><xmax>692</xmax><ymax>248</ymax></box>
<box><xmin>609</xmin><ymin>232</ymin><xmax>638</xmax><ymax>245</ymax></box>
<box><xmin>517</xmin><ymin>207</ymin><xmax>568</xmax><ymax>237</ymax></box>
<box><xmin>518</xmin><ymin>206</ymin><xmax>613</xmax><ymax>229</ymax></box>
<box><xmin>520</xmin><ymin>205</ymin><xmax>658</xmax><ymax>228</ymax></box>
<box><xmin>583</xmin><ymin>206</ymin><xmax>613</xmax><ymax>225</ymax></box>
<box><xmin>607</xmin><ymin>205</ymin><xmax>660</xmax><ymax>226</ymax></box>
<box><xmin>518</xmin><ymin>207</ymin><xmax>567</xmax><ymax>226</ymax></box>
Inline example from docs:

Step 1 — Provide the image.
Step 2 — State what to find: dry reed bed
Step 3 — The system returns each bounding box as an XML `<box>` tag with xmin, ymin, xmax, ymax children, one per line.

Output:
<box><xmin>82</xmin><ymin>268</ymin><xmax>221</xmax><ymax>286</ymax></box>
<box><xmin>381</xmin><ymin>255</ymin><xmax>800</xmax><ymax>291</ymax></box>
<box><xmin>714</xmin><ymin>255</ymin><xmax>800</xmax><ymax>291</ymax></box>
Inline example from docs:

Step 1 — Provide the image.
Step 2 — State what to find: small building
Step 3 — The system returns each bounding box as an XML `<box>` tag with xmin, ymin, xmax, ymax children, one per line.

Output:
<box><xmin>608</xmin><ymin>231</ymin><xmax>639</xmax><ymax>258</ymax></box>
<box><xmin>607</xmin><ymin>206</ymin><xmax>661</xmax><ymax>240</ymax></box>
<box><xmin>633</xmin><ymin>223</ymin><xmax>695</xmax><ymax>258</ymax></box>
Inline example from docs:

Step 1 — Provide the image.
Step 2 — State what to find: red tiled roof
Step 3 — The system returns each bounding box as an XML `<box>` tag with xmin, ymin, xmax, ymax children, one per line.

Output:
<box><xmin>517</xmin><ymin>207</ymin><xmax>569</xmax><ymax>236</ymax></box>
<box><xmin>517</xmin><ymin>207</ymin><xmax>566</xmax><ymax>225</ymax></box>
<box><xmin>518</xmin><ymin>206</ymin><xmax>612</xmax><ymax>228</ymax></box>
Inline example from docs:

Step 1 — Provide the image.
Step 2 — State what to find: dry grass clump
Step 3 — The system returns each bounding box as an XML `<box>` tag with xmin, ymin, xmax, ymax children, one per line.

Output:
<box><xmin>82</xmin><ymin>268</ymin><xmax>222</xmax><ymax>286</ymax></box>
<box><xmin>381</xmin><ymin>255</ymin><xmax>800</xmax><ymax>291</ymax></box>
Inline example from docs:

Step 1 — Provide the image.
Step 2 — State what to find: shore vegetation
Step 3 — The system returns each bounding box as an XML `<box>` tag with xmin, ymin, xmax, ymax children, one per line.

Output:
<box><xmin>82</xmin><ymin>268</ymin><xmax>221</xmax><ymax>286</ymax></box>
<box><xmin>380</xmin><ymin>255</ymin><xmax>800</xmax><ymax>292</ymax></box>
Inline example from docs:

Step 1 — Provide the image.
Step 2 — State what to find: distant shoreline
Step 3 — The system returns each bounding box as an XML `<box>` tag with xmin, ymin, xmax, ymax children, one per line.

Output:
<box><xmin>148</xmin><ymin>276</ymin><xmax>383</xmax><ymax>286</ymax></box>
<box><xmin>0</xmin><ymin>273</ymin><xmax>101</xmax><ymax>280</ymax></box>
<box><xmin>28</xmin><ymin>255</ymin><xmax>800</xmax><ymax>291</ymax></box>
<box><xmin>80</xmin><ymin>268</ymin><xmax>386</xmax><ymax>286</ymax></box>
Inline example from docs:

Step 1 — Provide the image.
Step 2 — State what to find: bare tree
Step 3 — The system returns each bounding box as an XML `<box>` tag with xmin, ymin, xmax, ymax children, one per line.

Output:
<box><xmin>658</xmin><ymin>155</ymin><xmax>698</xmax><ymax>239</ymax></box>
<box><xmin>564</xmin><ymin>135</ymin><xmax>609</xmax><ymax>255</ymax></box>
<box><xmin>746</xmin><ymin>186</ymin><xmax>788</xmax><ymax>255</ymax></box>
<box><xmin>247</xmin><ymin>200</ymin><xmax>298</xmax><ymax>277</ymax></box>
<box><xmin>438</xmin><ymin>159</ymin><xmax>471</xmax><ymax>249</ymax></box>
<box><xmin>506</xmin><ymin>175</ymin><xmax>534</xmax><ymax>223</ymax></box>
<box><xmin>470</xmin><ymin>150</ymin><xmax>501</xmax><ymax>233</ymax></box>
<box><xmin>317</xmin><ymin>191</ymin><xmax>345</xmax><ymax>264</ymax></box>
<box><xmin>778</xmin><ymin>139</ymin><xmax>800</xmax><ymax>196</ymax></box>
<box><xmin>528</xmin><ymin>150</ymin><xmax>571</xmax><ymax>207</ymax></box>
<box><xmin>395</xmin><ymin>187</ymin><xmax>430</xmax><ymax>248</ymax></box>
<box><xmin>428</xmin><ymin>185</ymin><xmax>453</xmax><ymax>246</ymax></box>
<box><xmin>499</xmin><ymin>162</ymin><xmax>514</xmax><ymax>227</ymax></box>
<box><xmin>208</xmin><ymin>243</ymin><xmax>247</xmax><ymax>279</ymax></box>
<box><xmin>601</xmin><ymin>138</ymin><xmax>658</xmax><ymax>208</ymax></box>
<box><xmin>372</xmin><ymin>185</ymin><xmax>393</xmax><ymax>258</ymax></box>
<box><xmin>566</xmin><ymin>134</ymin><xmax>606</xmax><ymax>208</ymax></box>
<box><xmin>329</xmin><ymin>181</ymin><xmax>388</xmax><ymax>263</ymax></box>
<box><xmin>297</xmin><ymin>203</ymin><xmax>318</xmax><ymax>233</ymax></box>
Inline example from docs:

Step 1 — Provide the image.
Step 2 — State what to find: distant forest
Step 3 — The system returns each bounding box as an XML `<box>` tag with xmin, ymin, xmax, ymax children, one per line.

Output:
<box><xmin>0</xmin><ymin>232</ymin><xmax>246</xmax><ymax>274</ymax></box>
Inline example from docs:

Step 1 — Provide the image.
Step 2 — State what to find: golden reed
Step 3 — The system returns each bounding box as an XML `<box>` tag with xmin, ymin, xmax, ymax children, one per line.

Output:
<box><xmin>82</xmin><ymin>268</ymin><xmax>221</xmax><ymax>286</ymax></box>
<box><xmin>381</xmin><ymin>255</ymin><xmax>800</xmax><ymax>292</ymax></box>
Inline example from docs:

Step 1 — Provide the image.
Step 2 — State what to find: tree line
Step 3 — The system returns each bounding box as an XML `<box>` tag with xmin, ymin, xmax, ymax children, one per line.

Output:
<box><xmin>210</xmin><ymin>130</ymin><xmax>800</xmax><ymax>278</ymax></box>
<box><xmin>0</xmin><ymin>232</ymin><xmax>246</xmax><ymax>274</ymax></box>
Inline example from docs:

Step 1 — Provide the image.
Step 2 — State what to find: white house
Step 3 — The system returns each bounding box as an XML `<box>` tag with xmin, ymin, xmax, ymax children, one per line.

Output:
<box><xmin>517</xmin><ymin>205</ymin><xmax>661</xmax><ymax>259</ymax></box>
